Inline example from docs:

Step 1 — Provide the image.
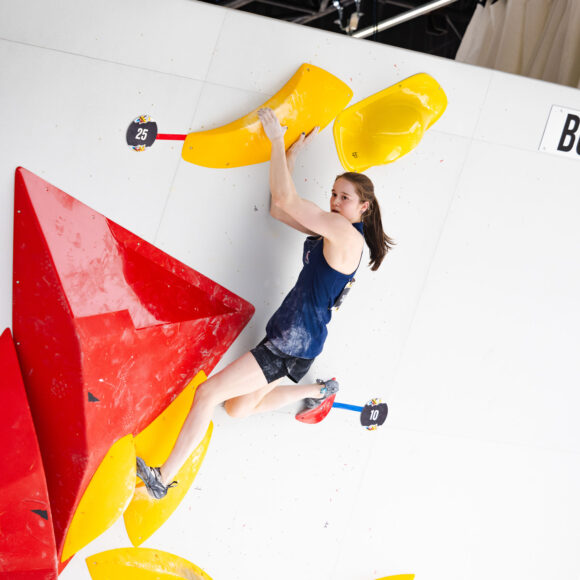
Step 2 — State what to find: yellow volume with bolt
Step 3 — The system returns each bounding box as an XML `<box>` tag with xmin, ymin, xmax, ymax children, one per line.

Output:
<box><xmin>333</xmin><ymin>73</ymin><xmax>447</xmax><ymax>172</ymax></box>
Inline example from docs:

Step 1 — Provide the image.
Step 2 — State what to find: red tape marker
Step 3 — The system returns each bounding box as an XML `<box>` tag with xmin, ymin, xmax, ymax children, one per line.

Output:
<box><xmin>156</xmin><ymin>134</ymin><xmax>186</xmax><ymax>141</ymax></box>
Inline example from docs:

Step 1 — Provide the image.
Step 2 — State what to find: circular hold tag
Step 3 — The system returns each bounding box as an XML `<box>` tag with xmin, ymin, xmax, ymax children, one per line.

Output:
<box><xmin>126</xmin><ymin>114</ymin><xmax>158</xmax><ymax>151</ymax></box>
<box><xmin>360</xmin><ymin>398</ymin><xmax>388</xmax><ymax>430</ymax></box>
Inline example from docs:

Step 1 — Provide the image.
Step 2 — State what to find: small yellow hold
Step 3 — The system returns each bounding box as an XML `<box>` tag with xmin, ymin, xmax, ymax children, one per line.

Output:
<box><xmin>333</xmin><ymin>73</ymin><xmax>447</xmax><ymax>172</ymax></box>
<box><xmin>61</xmin><ymin>434</ymin><xmax>136</xmax><ymax>562</ymax></box>
<box><xmin>375</xmin><ymin>575</ymin><xmax>415</xmax><ymax>580</ymax></box>
<box><xmin>85</xmin><ymin>547</ymin><xmax>213</xmax><ymax>579</ymax></box>
<box><xmin>124</xmin><ymin>371</ymin><xmax>213</xmax><ymax>546</ymax></box>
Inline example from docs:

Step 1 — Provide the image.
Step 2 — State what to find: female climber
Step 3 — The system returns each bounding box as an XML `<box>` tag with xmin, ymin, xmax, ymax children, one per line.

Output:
<box><xmin>136</xmin><ymin>107</ymin><xmax>394</xmax><ymax>499</ymax></box>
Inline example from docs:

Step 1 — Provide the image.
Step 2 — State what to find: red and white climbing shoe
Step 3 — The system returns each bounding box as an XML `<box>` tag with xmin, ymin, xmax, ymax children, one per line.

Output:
<box><xmin>295</xmin><ymin>378</ymin><xmax>339</xmax><ymax>424</ymax></box>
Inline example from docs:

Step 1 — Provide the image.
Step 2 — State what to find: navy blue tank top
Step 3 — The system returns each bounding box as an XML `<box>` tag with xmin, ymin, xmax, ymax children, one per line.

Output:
<box><xmin>265</xmin><ymin>222</ymin><xmax>364</xmax><ymax>358</ymax></box>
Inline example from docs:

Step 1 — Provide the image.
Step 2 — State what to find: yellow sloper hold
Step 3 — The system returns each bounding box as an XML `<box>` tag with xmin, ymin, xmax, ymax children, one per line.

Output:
<box><xmin>375</xmin><ymin>576</ymin><xmax>415</xmax><ymax>580</ymax></box>
<box><xmin>333</xmin><ymin>72</ymin><xmax>447</xmax><ymax>172</ymax></box>
<box><xmin>182</xmin><ymin>63</ymin><xmax>353</xmax><ymax>168</ymax></box>
<box><xmin>86</xmin><ymin>547</ymin><xmax>213</xmax><ymax>580</ymax></box>
<box><xmin>124</xmin><ymin>371</ymin><xmax>212</xmax><ymax>546</ymax></box>
<box><xmin>61</xmin><ymin>434</ymin><xmax>137</xmax><ymax>562</ymax></box>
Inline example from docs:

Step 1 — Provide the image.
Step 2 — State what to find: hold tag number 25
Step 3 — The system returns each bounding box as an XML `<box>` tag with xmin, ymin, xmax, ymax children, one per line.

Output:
<box><xmin>126</xmin><ymin>115</ymin><xmax>158</xmax><ymax>149</ymax></box>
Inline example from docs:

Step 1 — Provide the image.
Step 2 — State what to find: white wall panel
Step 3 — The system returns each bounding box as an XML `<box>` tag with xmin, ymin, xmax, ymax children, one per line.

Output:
<box><xmin>332</xmin><ymin>429</ymin><xmax>580</xmax><ymax>580</ymax></box>
<box><xmin>0</xmin><ymin>0</ymin><xmax>225</xmax><ymax>79</ymax></box>
<box><xmin>389</xmin><ymin>141</ymin><xmax>580</xmax><ymax>452</ymax></box>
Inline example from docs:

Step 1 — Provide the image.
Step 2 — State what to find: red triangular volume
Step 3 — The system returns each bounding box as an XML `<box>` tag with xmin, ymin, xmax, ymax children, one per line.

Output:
<box><xmin>295</xmin><ymin>394</ymin><xmax>337</xmax><ymax>424</ymax></box>
<box><xmin>12</xmin><ymin>167</ymin><xmax>254</xmax><ymax>560</ymax></box>
<box><xmin>0</xmin><ymin>328</ymin><xmax>58</xmax><ymax>580</ymax></box>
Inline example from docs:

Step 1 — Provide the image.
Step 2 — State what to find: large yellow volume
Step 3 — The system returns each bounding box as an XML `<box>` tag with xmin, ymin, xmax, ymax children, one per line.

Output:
<box><xmin>61</xmin><ymin>434</ymin><xmax>136</xmax><ymax>562</ymax></box>
<box><xmin>333</xmin><ymin>73</ymin><xmax>447</xmax><ymax>172</ymax></box>
<box><xmin>124</xmin><ymin>371</ymin><xmax>212</xmax><ymax>546</ymax></box>
<box><xmin>86</xmin><ymin>547</ymin><xmax>213</xmax><ymax>579</ymax></box>
<box><xmin>182</xmin><ymin>63</ymin><xmax>352</xmax><ymax>168</ymax></box>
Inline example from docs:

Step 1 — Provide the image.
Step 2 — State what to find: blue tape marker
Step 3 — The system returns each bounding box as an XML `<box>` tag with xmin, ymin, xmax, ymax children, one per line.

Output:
<box><xmin>332</xmin><ymin>402</ymin><xmax>363</xmax><ymax>412</ymax></box>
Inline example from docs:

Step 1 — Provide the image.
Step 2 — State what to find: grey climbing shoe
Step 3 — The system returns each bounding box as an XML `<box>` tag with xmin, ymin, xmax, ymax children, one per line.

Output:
<box><xmin>136</xmin><ymin>457</ymin><xmax>177</xmax><ymax>500</ymax></box>
<box><xmin>303</xmin><ymin>378</ymin><xmax>339</xmax><ymax>410</ymax></box>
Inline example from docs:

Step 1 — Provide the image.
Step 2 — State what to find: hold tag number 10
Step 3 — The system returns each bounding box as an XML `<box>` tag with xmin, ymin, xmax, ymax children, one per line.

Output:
<box><xmin>333</xmin><ymin>398</ymin><xmax>388</xmax><ymax>430</ymax></box>
<box><xmin>360</xmin><ymin>399</ymin><xmax>388</xmax><ymax>431</ymax></box>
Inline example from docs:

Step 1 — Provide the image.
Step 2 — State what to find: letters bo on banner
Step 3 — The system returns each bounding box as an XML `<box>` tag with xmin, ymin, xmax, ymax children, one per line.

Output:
<box><xmin>540</xmin><ymin>105</ymin><xmax>580</xmax><ymax>159</ymax></box>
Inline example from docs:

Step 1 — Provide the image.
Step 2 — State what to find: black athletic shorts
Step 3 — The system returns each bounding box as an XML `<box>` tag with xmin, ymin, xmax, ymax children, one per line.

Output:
<box><xmin>250</xmin><ymin>337</ymin><xmax>314</xmax><ymax>384</ymax></box>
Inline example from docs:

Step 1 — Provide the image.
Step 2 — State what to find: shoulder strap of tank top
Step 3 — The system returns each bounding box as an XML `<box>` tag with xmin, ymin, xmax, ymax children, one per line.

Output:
<box><xmin>330</xmin><ymin>223</ymin><xmax>364</xmax><ymax>311</ymax></box>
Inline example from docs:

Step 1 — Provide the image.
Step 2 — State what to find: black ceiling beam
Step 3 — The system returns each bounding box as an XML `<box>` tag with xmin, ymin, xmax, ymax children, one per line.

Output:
<box><xmin>293</xmin><ymin>0</ymin><xmax>357</xmax><ymax>24</ymax></box>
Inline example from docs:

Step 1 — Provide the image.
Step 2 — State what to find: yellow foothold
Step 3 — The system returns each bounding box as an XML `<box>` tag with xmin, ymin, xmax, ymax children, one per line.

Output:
<box><xmin>61</xmin><ymin>434</ymin><xmax>136</xmax><ymax>562</ymax></box>
<box><xmin>333</xmin><ymin>73</ymin><xmax>447</xmax><ymax>172</ymax></box>
<box><xmin>124</xmin><ymin>371</ymin><xmax>212</xmax><ymax>546</ymax></box>
<box><xmin>85</xmin><ymin>547</ymin><xmax>213</xmax><ymax>579</ymax></box>
<box><xmin>182</xmin><ymin>63</ymin><xmax>352</xmax><ymax>168</ymax></box>
<box><xmin>375</xmin><ymin>576</ymin><xmax>415</xmax><ymax>580</ymax></box>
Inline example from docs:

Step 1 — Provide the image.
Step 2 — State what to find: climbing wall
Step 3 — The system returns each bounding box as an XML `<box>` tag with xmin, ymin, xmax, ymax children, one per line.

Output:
<box><xmin>0</xmin><ymin>0</ymin><xmax>579</xmax><ymax>579</ymax></box>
